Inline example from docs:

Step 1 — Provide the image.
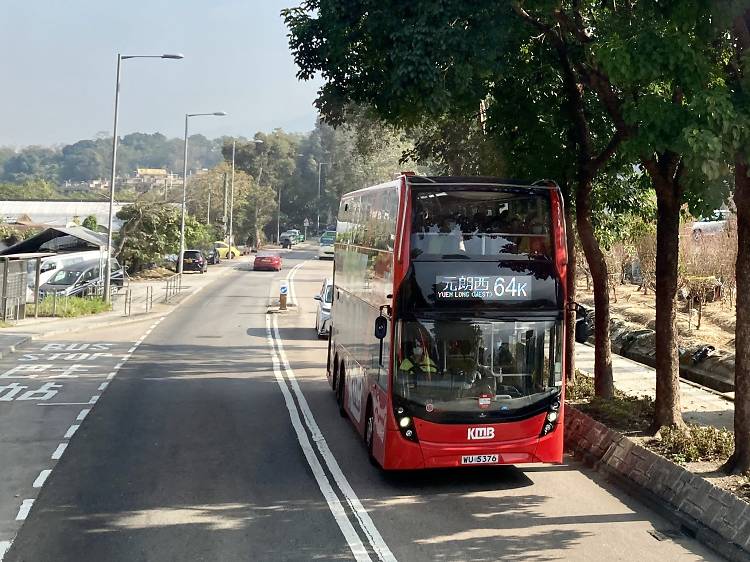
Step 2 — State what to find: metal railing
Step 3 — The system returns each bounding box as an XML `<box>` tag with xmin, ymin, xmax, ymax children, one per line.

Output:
<box><xmin>164</xmin><ymin>273</ymin><xmax>182</xmax><ymax>303</ymax></box>
<box><xmin>122</xmin><ymin>285</ymin><xmax>154</xmax><ymax>317</ymax></box>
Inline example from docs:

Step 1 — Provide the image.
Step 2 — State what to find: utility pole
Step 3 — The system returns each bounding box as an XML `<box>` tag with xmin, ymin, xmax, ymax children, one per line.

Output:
<box><xmin>207</xmin><ymin>189</ymin><xmax>211</xmax><ymax>224</ymax></box>
<box><xmin>276</xmin><ymin>185</ymin><xmax>281</xmax><ymax>244</ymax></box>
<box><xmin>229</xmin><ymin>140</ymin><xmax>236</xmax><ymax>257</ymax></box>
<box><xmin>222</xmin><ymin>172</ymin><xmax>228</xmax><ymax>241</ymax></box>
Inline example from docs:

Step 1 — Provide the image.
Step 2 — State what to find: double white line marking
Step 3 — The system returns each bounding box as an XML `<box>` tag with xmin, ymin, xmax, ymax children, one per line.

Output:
<box><xmin>266</xmin><ymin>263</ymin><xmax>395</xmax><ymax>562</ymax></box>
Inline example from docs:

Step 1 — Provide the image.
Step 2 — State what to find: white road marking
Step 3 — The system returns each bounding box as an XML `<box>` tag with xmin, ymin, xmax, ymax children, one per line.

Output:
<box><xmin>76</xmin><ymin>408</ymin><xmax>90</xmax><ymax>421</ymax></box>
<box><xmin>51</xmin><ymin>443</ymin><xmax>67</xmax><ymax>460</ymax></box>
<box><xmin>98</xmin><ymin>382</ymin><xmax>109</xmax><ymax>391</ymax></box>
<box><xmin>64</xmin><ymin>424</ymin><xmax>79</xmax><ymax>439</ymax></box>
<box><xmin>88</xmin><ymin>395</ymin><xmax>99</xmax><ymax>404</ymax></box>
<box><xmin>113</xmin><ymin>362</ymin><xmax>124</xmax><ymax>370</ymax></box>
<box><xmin>128</xmin><ymin>346</ymin><xmax>138</xmax><ymax>353</ymax></box>
<box><xmin>106</xmin><ymin>373</ymin><xmax>115</xmax><ymax>381</ymax></box>
<box><xmin>32</xmin><ymin>469</ymin><xmax>51</xmax><ymax>488</ymax></box>
<box><xmin>15</xmin><ymin>500</ymin><xmax>33</xmax><ymax>521</ymax></box>
<box><xmin>265</xmin><ymin>316</ymin><xmax>371</xmax><ymax>562</ymax></box>
<box><xmin>271</xmin><ymin>314</ymin><xmax>396</xmax><ymax>562</ymax></box>
<box><xmin>0</xmin><ymin>540</ymin><xmax>11</xmax><ymax>560</ymax></box>
<box><xmin>285</xmin><ymin>262</ymin><xmax>305</xmax><ymax>306</ymax></box>
<box><xmin>37</xmin><ymin>402</ymin><xmax>90</xmax><ymax>406</ymax></box>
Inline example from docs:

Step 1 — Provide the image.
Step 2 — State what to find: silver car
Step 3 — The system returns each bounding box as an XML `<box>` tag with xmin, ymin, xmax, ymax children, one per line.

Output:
<box><xmin>314</xmin><ymin>278</ymin><xmax>333</xmax><ymax>337</ymax></box>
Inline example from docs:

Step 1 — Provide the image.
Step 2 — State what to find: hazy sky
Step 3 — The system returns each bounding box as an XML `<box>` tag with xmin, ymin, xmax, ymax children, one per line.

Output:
<box><xmin>0</xmin><ymin>0</ymin><xmax>321</xmax><ymax>147</ymax></box>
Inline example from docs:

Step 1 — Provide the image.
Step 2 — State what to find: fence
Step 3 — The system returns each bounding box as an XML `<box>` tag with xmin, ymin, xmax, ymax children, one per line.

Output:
<box><xmin>164</xmin><ymin>273</ymin><xmax>182</xmax><ymax>303</ymax></box>
<box><xmin>122</xmin><ymin>285</ymin><xmax>154</xmax><ymax>316</ymax></box>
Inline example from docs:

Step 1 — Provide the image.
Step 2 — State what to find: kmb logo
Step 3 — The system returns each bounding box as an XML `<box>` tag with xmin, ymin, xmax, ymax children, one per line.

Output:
<box><xmin>467</xmin><ymin>427</ymin><xmax>495</xmax><ymax>440</ymax></box>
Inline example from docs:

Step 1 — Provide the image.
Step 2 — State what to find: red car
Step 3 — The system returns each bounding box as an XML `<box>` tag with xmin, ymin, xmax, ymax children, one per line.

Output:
<box><xmin>253</xmin><ymin>252</ymin><xmax>282</xmax><ymax>271</ymax></box>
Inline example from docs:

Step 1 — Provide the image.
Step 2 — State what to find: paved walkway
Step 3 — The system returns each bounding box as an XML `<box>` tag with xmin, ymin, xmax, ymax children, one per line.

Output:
<box><xmin>0</xmin><ymin>261</ymin><xmax>241</xmax><ymax>344</ymax></box>
<box><xmin>576</xmin><ymin>342</ymin><xmax>734</xmax><ymax>430</ymax></box>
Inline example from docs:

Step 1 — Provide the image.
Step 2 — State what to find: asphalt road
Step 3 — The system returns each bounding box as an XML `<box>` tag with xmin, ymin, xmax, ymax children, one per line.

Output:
<box><xmin>2</xmin><ymin>248</ymin><xmax>723</xmax><ymax>561</ymax></box>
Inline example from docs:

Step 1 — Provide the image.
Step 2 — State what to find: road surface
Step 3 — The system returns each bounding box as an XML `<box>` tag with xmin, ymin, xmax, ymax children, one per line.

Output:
<box><xmin>1</xmin><ymin>249</ymin><xmax>721</xmax><ymax>561</ymax></box>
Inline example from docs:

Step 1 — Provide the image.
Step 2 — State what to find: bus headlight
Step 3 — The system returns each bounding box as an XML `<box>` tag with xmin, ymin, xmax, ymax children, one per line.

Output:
<box><xmin>540</xmin><ymin>399</ymin><xmax>562</xmax><ymax>437</ymax></box>
<box><xmin>394</xmin><ymin>410</ymin><xmax>418</xmax><ymax>442</ymax></box>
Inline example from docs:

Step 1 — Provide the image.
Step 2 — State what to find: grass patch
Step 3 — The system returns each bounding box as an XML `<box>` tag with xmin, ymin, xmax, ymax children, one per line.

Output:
<box><xmin>566</xmin><ymin>372</ymin><xmax>654</xmax><ymax>433</ymax></box>
<box><xmin>37</xmin><ymin>296</ymin><xmax>111</xmax><ymax>318</ymax></box>
<box><xmin>653</xmin><ymin>425</ymin><xmax>734</xmax><ymax>464</ymax></box>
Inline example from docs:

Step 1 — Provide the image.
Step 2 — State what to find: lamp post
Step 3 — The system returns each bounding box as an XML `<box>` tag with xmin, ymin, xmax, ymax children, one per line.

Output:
<box><xmin>104</xmin><ymin>52</ymin><xmax>183</xmax><ymax>303</ymax></box>
<box><xmin>178</xmin><ymin>111</ymin><xmax>227</xmax><ymax>275</ymax></box>
<box><xmin>317</xmin><ymin>161</ymin><xmax>330</xmax><ymax>233</ymax></box>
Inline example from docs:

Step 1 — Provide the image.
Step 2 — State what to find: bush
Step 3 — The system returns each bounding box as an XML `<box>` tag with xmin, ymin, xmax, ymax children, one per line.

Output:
<box><xmin>578</xmin><ymin>395</ymin><xmax>655</xmax><ymax>433</ymax></box>
<box><xmin>656</xmin><ymin>425</ymin><xmax>734</xmax><ymax>464</ymax></box>
<box><xmin>37</xmin><ymin>296</ymin><xmax>111</xmax><ymax>318</ymax></box>
<box><xmin>566</xmin><ymin>371</ymin><xmax>595</xmax><ymax>401</ymax></box>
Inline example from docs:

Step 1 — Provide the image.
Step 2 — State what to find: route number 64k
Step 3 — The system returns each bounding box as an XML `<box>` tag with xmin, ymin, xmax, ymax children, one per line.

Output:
<box><xmin>493</xmin><ymin>277</ymin><xmax>529</xmax><ymax>298</ymax></box>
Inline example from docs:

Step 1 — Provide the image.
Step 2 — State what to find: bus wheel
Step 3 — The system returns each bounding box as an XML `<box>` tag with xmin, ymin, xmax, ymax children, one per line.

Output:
<box><xmin>365</xmin><ymin>402</ymin><xmax>377</xmax><ymax>466</ymax></box>
<box><xmin>336</xmin><ymin>369</ymin><xmax>346</xmax><ymax>417</ymax></box>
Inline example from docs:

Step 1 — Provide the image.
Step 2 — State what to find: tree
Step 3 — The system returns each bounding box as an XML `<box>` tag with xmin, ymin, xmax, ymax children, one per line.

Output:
<box><xmin>283</xmin><ymin>1</ymin><xmax>637</xmax><ymax>395</ymax></box>
<box><xmin>717</xmin><ymin>4</ymin><xmax>750</xmax><ymax>475</ymax></box>
<box><xmin>82</xmin><ymin>215</ymin><xmax>98</xmax><ymax>231</ymax></box>
<box><xmin>115</xmin><ymin>202</ymin><xmax>199</xmax><ymax>272</ymax></box>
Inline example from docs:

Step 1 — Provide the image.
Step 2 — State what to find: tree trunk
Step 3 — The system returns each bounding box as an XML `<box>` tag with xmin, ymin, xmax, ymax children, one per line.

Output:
<box><xmin>565</xmin><ymin>206</ymin><xmax>577</xmax><ymax>384</ymax></box>
<box><xmin>575</xmin><ymin>178</ymin><xmax>614</xmax><ymax>398</ymax></box>
<box><xmin>652</xmin><ymin>181</ymin><xmax>685</xmax><ymax>430</ymax></box>
<box><xmin>724</xmin><ymin>159</ymin><xmax>750</xmax><ymax>474</ymax></box>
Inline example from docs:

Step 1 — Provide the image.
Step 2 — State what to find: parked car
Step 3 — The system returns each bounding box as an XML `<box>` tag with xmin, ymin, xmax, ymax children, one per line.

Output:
<box><xmin>692</xmin><ymin>210</ymin><xmax>731</xmax><ymax>241</ymax></box>
<box><xmin>253</xmin><ymin>252</ymin><xmax>282</xmax><ymax>271</ymax></box>
<box><xmin>39</xmin><ymin>259</ymin><xmax>124</xmax><ymax>299</ymax></box>
<box><xmin>182</xmin><ymin>250</ymin><xmax>207</xmax><ymax>273</ymax></box>
<box><xmin>314</xmin><ymin>278</ymin><xmax>333</xmax><ymax>337</ymax></box>
<box><xmin>214</xmin><ymin>241</ymin><xmax>241</xmax><ymax>259</ymax></box>
<box><xmin>206</xmin><ymin>248</ymin><xmax>221</xmax><ymax>265</ymax></box>
<box><xmin>26</xmin><ymin>250</ymin><xmax>103</xmax><ymax>289</ymax></box>
<box><xmin>318</xmin><ymin>230</ymin><xmax>336</xmax><ymax>260</ymax></box>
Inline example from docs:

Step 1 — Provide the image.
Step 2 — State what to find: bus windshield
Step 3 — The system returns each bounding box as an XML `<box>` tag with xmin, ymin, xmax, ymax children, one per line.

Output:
<box><xmin>395</xmin><ymin>319</ymin><xmax>562</xmax><ymax>413</ymax></box>
<box><xmin>411</xmin><ymin>190</ymin><xmax>552</xmax><ymax>260</ymax></box>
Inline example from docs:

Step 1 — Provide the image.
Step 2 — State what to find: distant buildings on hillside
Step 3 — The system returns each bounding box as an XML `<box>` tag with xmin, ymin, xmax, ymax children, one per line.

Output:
<box><xmin>58</xmin><ymin>168</ymin><xmax>182</xmax><ymax>195</ymax></box>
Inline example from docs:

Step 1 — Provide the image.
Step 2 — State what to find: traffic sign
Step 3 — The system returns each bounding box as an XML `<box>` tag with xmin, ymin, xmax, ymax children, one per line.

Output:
<box><xmin>279</xmin><ymin>281</ymin><xmax>289</xmax><ymax>295</ymax></box>
<box><xmin>303</xmin><ymin>218</ymin><xmax>310</xmax><ymax>227</ymax></box>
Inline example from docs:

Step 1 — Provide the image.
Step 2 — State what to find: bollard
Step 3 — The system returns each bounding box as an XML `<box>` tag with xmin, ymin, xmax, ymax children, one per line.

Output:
<box><xmin>279</xmin><ymin>280</ymin><xmax>289</xmax><ymax>311</ymax></box>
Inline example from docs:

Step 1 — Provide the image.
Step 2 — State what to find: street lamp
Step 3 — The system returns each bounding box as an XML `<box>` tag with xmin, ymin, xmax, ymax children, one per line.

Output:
<box><xmin>104</xmin><ymin>52</ymin><xmax>184</xmax><ymax>302</ymax></box>
<box><xmin>317</xmin><ymin>162</ymin><xmax>331</xmax><ymax>233</ymax></box>
<box><xmin>228</xmin><ymin>139</ymin><xmax>263</xmax><ymax>258</ymax></box>
<box><xmin>178</xmin><ymin>111</ymin><xmax>227</xmax><ymax>275</ymax></box>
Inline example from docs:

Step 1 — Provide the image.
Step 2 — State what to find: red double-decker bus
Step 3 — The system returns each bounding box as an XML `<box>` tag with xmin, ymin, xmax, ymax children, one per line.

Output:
<box><xmin>327</xmin><ymin>175</ymin><xmax>568</xmax><ymax>469</ymax></box>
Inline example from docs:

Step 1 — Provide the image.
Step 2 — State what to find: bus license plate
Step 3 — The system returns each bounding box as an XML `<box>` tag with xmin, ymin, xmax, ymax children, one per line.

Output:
<box><xmin>461</xmin><ymin>454</ymin><xmax>499</xmax><ymax>465</ymax></box>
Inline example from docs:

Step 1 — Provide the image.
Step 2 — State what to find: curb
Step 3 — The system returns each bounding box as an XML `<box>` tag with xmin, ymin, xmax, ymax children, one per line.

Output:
<box><xmin>565</xmin><ymin>406</ymin><xmax>750</xmax><ymax>562</ymax></box>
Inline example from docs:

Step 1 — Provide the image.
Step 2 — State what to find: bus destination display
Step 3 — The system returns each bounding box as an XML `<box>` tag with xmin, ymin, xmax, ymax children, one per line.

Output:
<box><xmin>435</xmin><ymin>275</ymin><xmax>533</xmax><ymax>301</ymax></box>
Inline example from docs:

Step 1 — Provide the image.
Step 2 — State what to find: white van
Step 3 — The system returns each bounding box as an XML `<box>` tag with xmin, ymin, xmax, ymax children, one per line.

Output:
<box><xmin>26</xmin><ymin>251</ymin><xmax>105</xmax><ymax>301</ymax></box>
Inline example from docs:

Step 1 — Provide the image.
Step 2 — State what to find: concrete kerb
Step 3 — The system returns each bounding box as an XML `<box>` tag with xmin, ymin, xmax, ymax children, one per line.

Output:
<box><xmin>565</xmin><ymin>406</ymin><xmax>750</xmax><ymax>562</ymax></box>
<box><xmin>0</xmin><ymin>265</ymin><xmax>234</xmax><ymax>355</ymax></box>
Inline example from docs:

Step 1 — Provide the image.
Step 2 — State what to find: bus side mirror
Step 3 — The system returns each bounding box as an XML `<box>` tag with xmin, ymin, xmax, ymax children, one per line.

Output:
<box><xmin>374</xmin><ymin>316</ymin><xmax>387</xmax><ymax>340</ymax></box>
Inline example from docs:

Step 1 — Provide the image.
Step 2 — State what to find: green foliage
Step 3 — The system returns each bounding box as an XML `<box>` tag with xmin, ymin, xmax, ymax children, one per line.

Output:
<box><xmin>567</xmin><ymin>372</ymin><xmax>654</xmax><ymax>432</ymax></box>
<box><xmin>0</xmin><ymin>180</ymin><xmax>58</xmax><ymax>199</ymax></box>
<box><xmin>0</xmin><ymin>133</ymin><xmax>222</xmax><ymax>187</ymax></box>
<box><xmin>115</xmin><ymin>202</ymin><xmax>205</xmax><ymax>272</ymax></box>
<box><xmin>37</xmin><ymin>296</ymin><xmax>111</xmax><ymax>318</ymax></box>
<box><xmin>566</xmin><ymin>371</ymin><xmax>595</xmax><ymax>401</ymax></box>
<box><xmin>656</xmin><ymin>425</ymin><xmax>734</xmax><ymax>464</ymax></box>
<box><xmin>82</xmin><ymin>215</ymin><xmax>98</xmax><ymax>230</ymax></box>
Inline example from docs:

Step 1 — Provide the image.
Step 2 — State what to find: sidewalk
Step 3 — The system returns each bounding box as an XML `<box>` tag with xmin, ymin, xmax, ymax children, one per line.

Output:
<box><xmin>575</xmin><ymin>342</ymin><xmax>734</xmax><ymax>430</ymax></box>
<box><xmin>0</xmin><ymin>260</ymin><xmax>239</xmax><ymax>354</ymax></box>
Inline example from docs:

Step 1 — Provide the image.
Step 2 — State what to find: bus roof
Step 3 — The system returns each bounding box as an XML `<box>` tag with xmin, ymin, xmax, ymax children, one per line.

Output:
<box><xmin>341</xmin><ymin>176</ymin><xmax>559</xmax><ymax>200</ymax></box>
